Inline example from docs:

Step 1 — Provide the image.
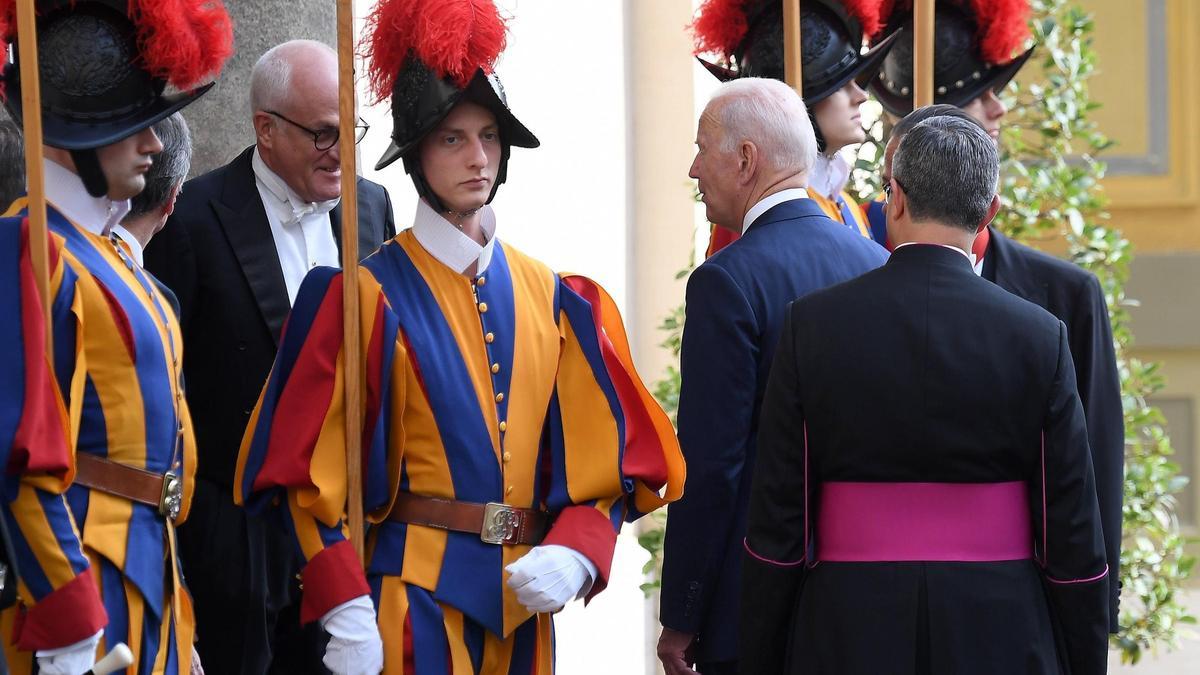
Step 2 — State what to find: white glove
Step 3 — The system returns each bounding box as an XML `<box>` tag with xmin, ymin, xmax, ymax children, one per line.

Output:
<box><xmin>320</xmin><ymin>595</ymin><xmax>384</xmax><ymax>675</ymax></box>
<box><xmin>505</xmin><ymin>544</ymin><xmax>598</xmax><ymax>613</ymax></box>
<box><xmin>35</xmin><ymin>629</ymin><xmax>101</xmax><ymax>675</ymax></box>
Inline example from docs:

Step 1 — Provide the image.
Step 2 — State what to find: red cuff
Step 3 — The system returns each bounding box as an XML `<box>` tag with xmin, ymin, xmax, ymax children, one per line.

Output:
<box><xmin>299</xmin><ymin>540</ymin><xmax>370</xmax><ymax>625</ymax></box>
<box><xmin>15</xmin><ymin>570</ymin><xmax>107</xmax><ymax>651</ymax></box>
<box><xmin>542</xmin><ymin>506</ymin><xmax>618</xmax><ymax>600</ymax></box>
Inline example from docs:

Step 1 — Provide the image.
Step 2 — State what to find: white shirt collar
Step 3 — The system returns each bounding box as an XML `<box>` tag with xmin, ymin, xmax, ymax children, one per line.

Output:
<box><xmin>252</xmin><ymin>148</ymin><xmax>340</xmax><ymax>226</ymax></box>
<box><xmin>109</xmin><ymin>224</ymin><xmax>144</xmax><ymax>266</ymax></box>
<box><xmin>42</xmin><ymin>159</ymin><xmax>131</xmax><ymax>236</ymax></box>
<box><xmin>808</xmin><ymin>152</ymin><xmax>852</xmax><ymax>200</ymax></box>
<box><xmin>411</xmin><ymin>199</ymin><xmax>498</xmax><ymax>274</ymax></box>
<box><xmin>894</xmin><ymin>241</ymin><xmax>978</xmax><ymax>268</ymax></box>
<box><xmin>742</xmin><ymin>187</ymin><xmax>811</xmax><ymax>234</ymax></box>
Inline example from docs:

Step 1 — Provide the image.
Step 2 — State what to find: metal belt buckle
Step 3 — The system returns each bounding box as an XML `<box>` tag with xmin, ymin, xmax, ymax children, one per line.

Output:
<box><xmin>159</xmin><ymin>471</ymin><xmax>183</xmax><ymax>520</ymax></box>
<box><xmin>481</xmin><ymin>502</ymin><xmax>520</xmax><ymax>545</ymax></box>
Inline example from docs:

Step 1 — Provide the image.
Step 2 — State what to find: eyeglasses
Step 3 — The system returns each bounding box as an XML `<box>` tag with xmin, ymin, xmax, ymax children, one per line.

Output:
<box><xmin>266</xmin><ymin>110</ymin><xmax>369</xmax><ymax>151</ymax></box>
<box><xmin>882</xmin><ymin>176</ymin><xmax>907</xmax><ymax>205</ymax></box>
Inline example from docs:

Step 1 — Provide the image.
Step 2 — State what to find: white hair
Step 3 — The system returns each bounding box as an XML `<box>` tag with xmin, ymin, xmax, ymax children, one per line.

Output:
<box><xmin>706</xmin><ymin>77</ymin><xmax>816</xmax><ymax>176</ymax></box>
<box><xmin>249</xmin><ymin>39</ymin><xmax>336</xmax><ymax>114</ymax></box>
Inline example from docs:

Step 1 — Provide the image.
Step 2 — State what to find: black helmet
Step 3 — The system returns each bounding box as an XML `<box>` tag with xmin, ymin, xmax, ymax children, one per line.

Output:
<box><xmin>364</xmin><ymin>0</ymin><xmax>538</xmax><ymax>211</ymax></box>
<box><xmin>699</xmin><ymin>0</ymin><xmax>899</xmax><ymax>106</ymax></box>
<box><xmin>869</xmin><ymin>0</ymin><xmax>1034</xmax><ymax>117</ymax></box>
<box><xmin>1</xmin><ymin>0</ymin><xmax>231</xmax><ymax>196</ymax></box>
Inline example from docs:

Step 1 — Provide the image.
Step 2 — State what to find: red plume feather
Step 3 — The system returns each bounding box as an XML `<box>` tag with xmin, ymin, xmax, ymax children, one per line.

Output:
<box><xmin>970</xmin><ymin>0</ymin><xmax>1030</xmax><ymax>64</ymax></box>
<box><xmin>842</xmin><ymin>0</ymin><xmax>887</xmax><ymax>37</ymax></box>
<box><xmin>875</xmin><ymin>1</ymin><xmax>1029</xmax><ymax>63</ymax></box>
<box><xmin>130</xmin><ymin>0</ymin><xmax>234</xmax><ymax>91</ymax></box>
<box><xmin>0</xmin><ymin>0</ymin><xmax>16</xmax><ymax>45</ymax></box>
<box><xmin>691</xmin><ymin>0</ymin><xmax>753</xmax><ymax>57</ymax></box>
<box><xmin>363</xmin><ymin>0</ymin><xmax>508</xmax><ymax>105</ymax></box>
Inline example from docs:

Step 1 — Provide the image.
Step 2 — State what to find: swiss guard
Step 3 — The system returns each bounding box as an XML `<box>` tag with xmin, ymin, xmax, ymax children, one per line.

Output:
<box><xmin>862</xmin><ymin>0</ymin><xmax>1035</xmax><ymax>241</ymax></box>
<box><xmin>692</xmin><ymin>0</ymin><xmax>900</xmax><ymax>252</ymax></box>
<box><xmin>0</xmin><ymin>0</ymin><xmax>232</xmax><ymax>672</ymax></box>
<box><xmin>234</xmin><ymin>0</ymin><xmax>685</xmax><ymax>674</ymax></box>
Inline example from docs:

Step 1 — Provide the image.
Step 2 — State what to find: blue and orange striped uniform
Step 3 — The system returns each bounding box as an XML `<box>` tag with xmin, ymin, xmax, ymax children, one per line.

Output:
<box><xmin>237</xmin><ymin>231</ymin><xmax>685</xmax><ymax>674</ymax></box>
<box><xmin>705</xmin><ymin>191</ymin><xmax>875</xmax><ymax>257</ymax></box>
<box><xmin>0</xmin><ymin>216</ymin><xmax>107</xmax><ymax>654</ymax></box>
<box><xmin>2</xmin><ymin>201</ymin><xmax>197</xmax><ymax>675</ymax></box>
<box><xmin>862</xmin><ymin>193</ymin><xmax>889</xmax><ymax>246</ymax></box>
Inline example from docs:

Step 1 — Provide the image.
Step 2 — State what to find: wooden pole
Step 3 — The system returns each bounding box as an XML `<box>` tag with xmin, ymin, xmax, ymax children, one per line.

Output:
<box><xmin>783</xmin><ymin>0</ymin><xmax>803</xmax><ymax>94</ymax></box>
<box><xmin>335</xmin><ymin>0</ymin><xmax>364</xmax><ymax>560</ymax></box>
<box><xmin>913</xmin><ymin>0</ymin><xmax>935</xmax><ymax>107</ymax></box>
<box><xmin>15</xmin><ymin>0</ymin><xmax>51</xmax><ymax>353</ymax></box>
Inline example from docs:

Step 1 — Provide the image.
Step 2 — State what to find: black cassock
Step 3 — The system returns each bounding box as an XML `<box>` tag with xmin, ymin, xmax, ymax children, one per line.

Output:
<box><xmin>741</xmin><ymin>245</ymin><xmax>1109</xmax><ymax>675</ymax></box>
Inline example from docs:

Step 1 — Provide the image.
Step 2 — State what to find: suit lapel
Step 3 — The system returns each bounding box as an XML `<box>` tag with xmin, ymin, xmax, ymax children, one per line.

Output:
<box><xmin>986</xmin><ymin>226</ymin><xmax>1049</xmax><ymax>310</ymax></box>
<box><xmin>329</xmin><ymin>179</ymin><xmax>378</xmax><ymax>261</ymax></box>
<box><xmin>216</xmin><ymin>148</ymin><xmax>291</xmax><ymax>345</ymax></box>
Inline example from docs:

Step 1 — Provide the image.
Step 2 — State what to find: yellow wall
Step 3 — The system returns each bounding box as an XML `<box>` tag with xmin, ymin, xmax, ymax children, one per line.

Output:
<box><xmin>1085</xmin><ymin>0</ymin><xmax>1200</xmax><ymax>539</ymax></box>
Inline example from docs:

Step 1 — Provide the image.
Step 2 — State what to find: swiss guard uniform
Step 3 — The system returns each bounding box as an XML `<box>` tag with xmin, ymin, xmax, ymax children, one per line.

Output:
<box><xmin>234</xmin><ymin>1</ymin><xmax>685</xmax><ymax>673</ymax></box>
<box><xmin>866</xmin><ymin>1</ymin><xmax>1125</xmax><ymax>632</ymax></box>
<box><xmin>0</xmin><ymin>218</ymin><xmax>106</xmax><ymax>666</ymax></box>
<box><xmin>691</xmin><ymin>0</ymin><xmax>900</xmax><ymax>254</ymax></box>
<box><xmin>1</xmin><ymin>1</ymin><xmax>232</xmax><ymax>672</ymax></box>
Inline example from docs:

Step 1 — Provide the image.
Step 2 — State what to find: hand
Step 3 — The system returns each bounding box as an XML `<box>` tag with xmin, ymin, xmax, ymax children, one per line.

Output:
<box><xmin>190</xmin><ymin>646</ymin><xmax>205</xmax><ymax>675</ymax></box>
<box><xmin>657</xmin><ymin>627</ymin><xmax>697</xmax><ymax>675</ymax></box>
<box><xmin>35</xmin><ymin>630</ymin><xmax>101</xmax><ymax>675</ymax></box>
<box><xmin>320</xmin><ymin>595</ymin><xmax>383</xmax><ymax>675</ymax></box>
<box><xmin>505</xmin><ymin>544</ymin><xmax>596</xmax><ymax>613</ymax></box>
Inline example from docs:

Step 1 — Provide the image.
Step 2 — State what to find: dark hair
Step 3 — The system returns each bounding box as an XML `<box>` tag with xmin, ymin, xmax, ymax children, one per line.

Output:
<box><xmin>0</xmin><ymin>116</ymin><xmax>25</xmax><ymax>210</ymax></box>
<box><xmin>892</xmin><ymin>116</ymin><xmax>998</xmax><ymax>232</ymax></box>
<box><xmin>891</xmin><ymin>104</ymin><xmax>983</xmax><ymax>141</ymax></box>
<box><xmin>127</xmin><ymin>113</ymin><xmax>192</xmax><ymax>220</ymax></box>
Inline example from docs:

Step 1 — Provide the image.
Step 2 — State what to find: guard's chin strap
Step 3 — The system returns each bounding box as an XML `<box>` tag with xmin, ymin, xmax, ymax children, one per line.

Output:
<box><xmin>70</xmin><ymin>149</ymin><xmax>110</xmax><ymax>198</ymax></box>
<box><xmin>809</xmin><ymin>110</ymin><xmax>828</xmax><ymax>154</ymax></box>
<box><xmin>401</xmin><ymin>143</ymin><xmax>513</xmax><ymax>218</ymax></box>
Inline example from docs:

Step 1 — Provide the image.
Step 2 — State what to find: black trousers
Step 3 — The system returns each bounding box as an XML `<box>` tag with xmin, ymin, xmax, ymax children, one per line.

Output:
<box><xmin>697</xmin><ymin>660</ymin><xmax>737</xmax><ymax>675</ymax></box>
<box><xmin>179</xmin><ymin>479</ymin><xmax>328</xmax><ymax>675</ymax></box>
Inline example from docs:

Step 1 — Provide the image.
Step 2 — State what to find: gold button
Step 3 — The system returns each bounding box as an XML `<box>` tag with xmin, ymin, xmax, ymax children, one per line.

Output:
<box><xmin>499</xmin><ymin>421</ymin><xmax>507</xmax><ymax>432</ymax></box>
<box><xmin>506</xmin><ymin>485</ymin><xmax>514</xmax><ymax>495</ymax></box>
<box><xmin>502</xmin><ymin>451</ymin><xmax>512</xmax><ymax>463</ymax></box>
<box><xmin>495</xmin><ymin>392</ymin><xmax>504</xmax><ymax>403</ymax></box>
<box><xmin>491</xmin><ymin>363</ymin><xmax>500</xmax><ymax>374</ymax></box>
<box><xmin>485</xmin><ymin>332</ymin><xmax>495</xmax><ymax>343</ymax></box>
<box><xmin>478</xmin><ymin>302</ymin><xmax>488</xmax><ymax>313</ymax></box>
<box><xmin>476</xmin><ymin>276</ymin><xmax>486</xmax><ymax>287</ymax></box>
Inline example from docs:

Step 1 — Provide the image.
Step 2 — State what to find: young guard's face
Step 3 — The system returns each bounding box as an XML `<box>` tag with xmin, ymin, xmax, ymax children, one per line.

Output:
<box><xmin>418</xmin><ymin>101</ymin><xmax>502</xmax><ymax>213</ymax></box>
<box><xmin>812</xmin><ymin>80</ymin><xmax>869</xmax><ymax>153</ymax></box>
<box><xmin>97</xmin><ymin>126</ymin><xmax>163</xmax><ymax>201</ymax></box>
<box><xmin>960</xmin><ymin>88</ymin><xmax>1007</xmax><ymax>141</ymax></box>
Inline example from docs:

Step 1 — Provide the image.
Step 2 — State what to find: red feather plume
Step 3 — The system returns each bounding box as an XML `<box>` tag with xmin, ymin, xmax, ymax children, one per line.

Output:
<box><xmin>0</xmin><ymin>0</ymin><xmax>17</xmax><ymax>45</ymax></box>
<box><xmin>130</xmin><ymin>0</ymin><xmax>234</xmax><ymax>91</ymax></box>
<box><xmin>691</xmin><ymin>0</ymin><xmax>752</xmax><ymax>57</ymax></box>
<box><xmin>363</xmin><ymin>0</ymin><xmax>508</xmax><ymax>105</ymax></box>
<box><xmin>875</xmin><ymin>0</ymin><xmax>1029</xmax><ymax>63</ymax></box>
<box><xmin>970</xmin><ymin>0</ymin><xmax>1030</xmax><ymax>64</ymax></box>
<box><xmin>842</xmin><ymin>0</ymin><xmax>887</xmax><ymax>37</ymax></box>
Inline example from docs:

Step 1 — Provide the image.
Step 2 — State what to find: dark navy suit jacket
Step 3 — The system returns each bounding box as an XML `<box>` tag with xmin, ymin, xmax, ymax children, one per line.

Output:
<box><xmin>659</xmin><ymin>197</ymin><xmax>888</xmax><ymax>663</ymax></box>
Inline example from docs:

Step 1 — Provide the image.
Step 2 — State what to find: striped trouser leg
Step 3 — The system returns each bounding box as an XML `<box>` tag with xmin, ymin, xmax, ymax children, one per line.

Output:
<box><xmin>372</xmin><ymin>576</ymin><xmax>554</xmax><ymax>675</ymax></box>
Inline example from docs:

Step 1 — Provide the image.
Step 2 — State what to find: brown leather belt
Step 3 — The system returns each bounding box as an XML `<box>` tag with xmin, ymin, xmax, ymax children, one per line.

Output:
<box><xmin>74</xmin><ymin>453</ymin><xmax>183</xmax><ymax>520</ymax></box>
<box><xmin>387</xmin><ymin>493</ymin><xmax>549</xmax><ymax>546</ymax></box>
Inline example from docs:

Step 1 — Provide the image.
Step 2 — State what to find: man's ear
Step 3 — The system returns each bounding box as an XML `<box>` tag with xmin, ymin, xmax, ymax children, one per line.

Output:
<box><xmin>252</xmin><ymin>111</ymin><xmax>275</xmax><ymax>149</ymax></box>
<box><xmin>161</xmin><ymin>183</ymin><xmax>182</xmax><ymax>218</ymax></box>
<box><xmin>978</xmin><ymin>193</ymin><xmax>1001</xmax><ymax>233</ymax></box>
<box><xmin>737</xmin><ymin>140</ymin><xmax>759</xmax><ymax>185</ymax></box>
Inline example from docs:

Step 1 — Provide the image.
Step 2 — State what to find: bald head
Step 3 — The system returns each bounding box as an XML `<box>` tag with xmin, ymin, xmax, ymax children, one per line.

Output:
<box><xmin>250</xmin><ymin>40</ymin><xmax>344</xmax><ymax>204</ymax></box>
<box><xmin>250</xmin><ymin>40</ymin><xmax>338</xmax><ymax>117</ymax></box>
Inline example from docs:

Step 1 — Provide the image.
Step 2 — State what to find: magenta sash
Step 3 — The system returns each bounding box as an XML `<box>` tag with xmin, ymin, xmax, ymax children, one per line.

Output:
<box><xmin>817</xmin><ymin>481</ymin><xmax>1033</xmax><ymax>562</ymax></box>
